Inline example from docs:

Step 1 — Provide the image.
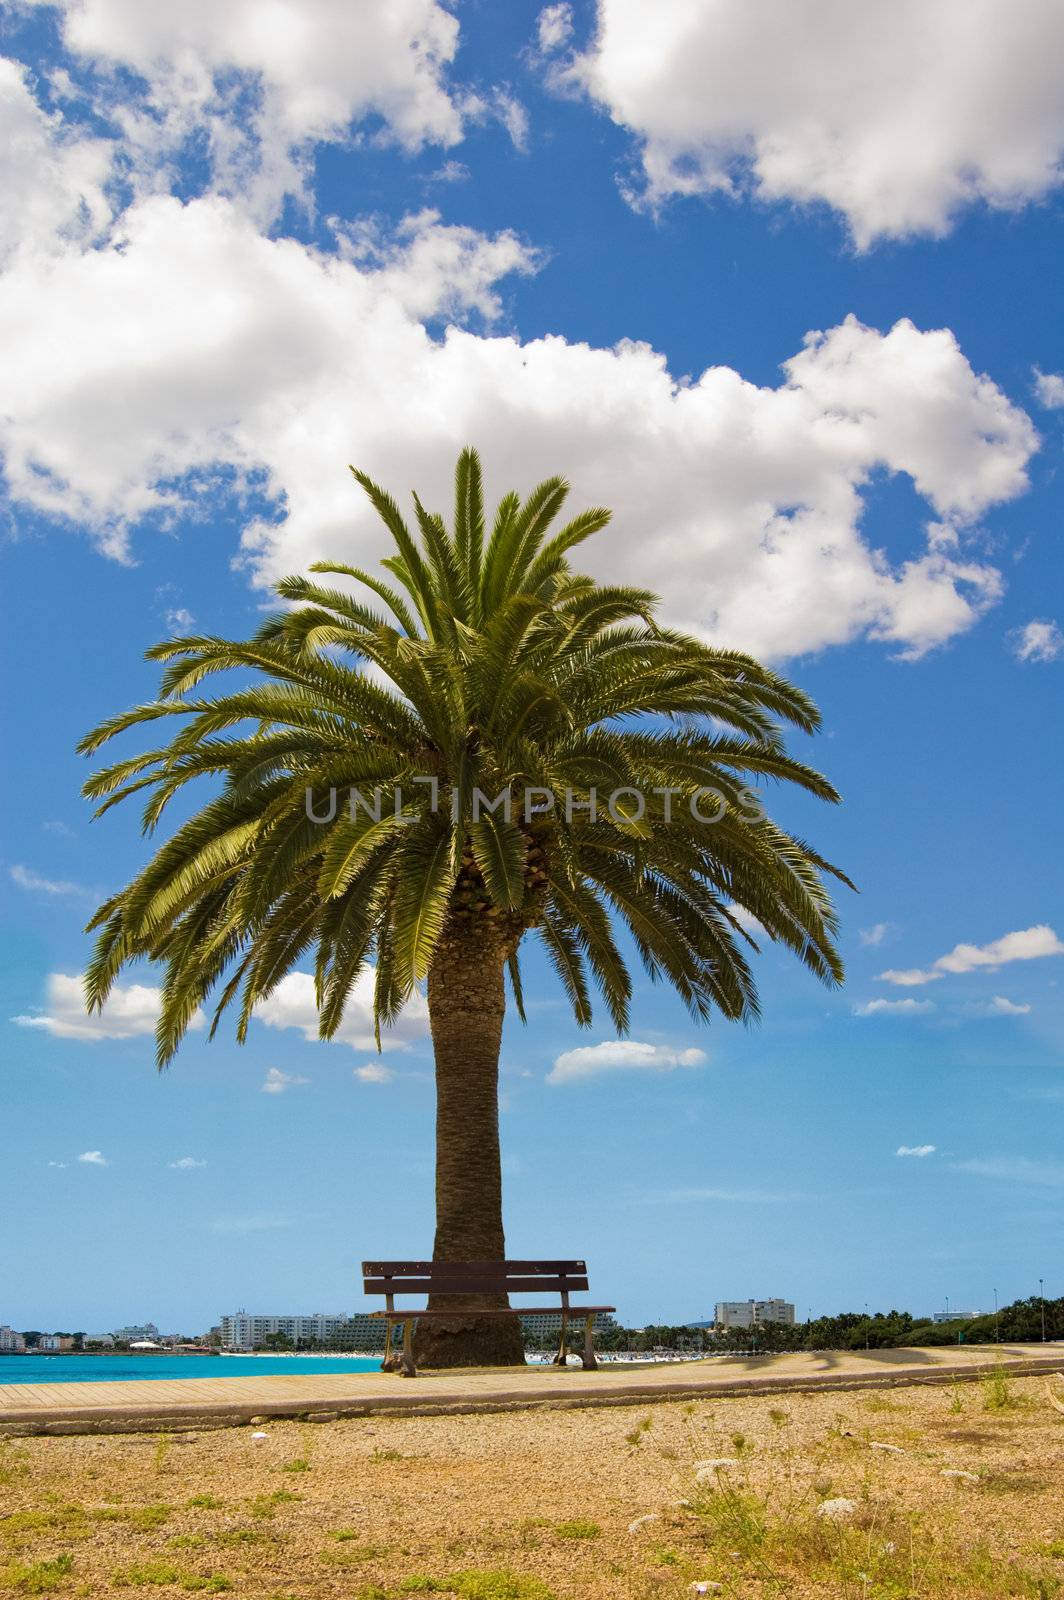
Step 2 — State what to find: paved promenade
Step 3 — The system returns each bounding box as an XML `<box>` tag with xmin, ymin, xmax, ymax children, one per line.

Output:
<box><xmin>2</xmin><ymin>1343</ymin><xmax>1061</xmax><ymax>1437</ymax></box>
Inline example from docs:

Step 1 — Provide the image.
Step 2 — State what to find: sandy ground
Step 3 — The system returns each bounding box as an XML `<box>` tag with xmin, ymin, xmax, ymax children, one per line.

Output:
<box><xmin>2</xmin><ymin>1370</ymin><xmax>1063</xmax><ymax>1598</ymax></box>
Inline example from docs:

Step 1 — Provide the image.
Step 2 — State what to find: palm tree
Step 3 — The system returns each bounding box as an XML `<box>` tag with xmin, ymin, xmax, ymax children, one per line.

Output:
<box><xmin>80</xmin><ymin>449</ymin><xmax>849</xmax><ymax>1367</ymax></box>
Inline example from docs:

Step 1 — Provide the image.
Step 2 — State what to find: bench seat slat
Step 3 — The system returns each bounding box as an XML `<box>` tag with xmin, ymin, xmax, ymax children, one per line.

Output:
<box><xmin>362</xmin><ymin>1260</ymin><xmax>586</xmax><ymax>1276</ymax></box>
<box><xmin>367</xmin><ymin>1305</ymin><xmax>615</xmax><ymax>1320</ymax></box>
<box><xmin>363</xmin><ymin>1275</ymin><xmax>588</xmax><ymax>1296</ymax></box>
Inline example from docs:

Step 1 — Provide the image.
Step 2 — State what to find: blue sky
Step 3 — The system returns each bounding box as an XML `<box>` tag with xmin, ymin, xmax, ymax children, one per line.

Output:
<box><xmin>2</xmin><ymin>0</ymin><xmax>1063</xmax><ymax>1335</ymax></box>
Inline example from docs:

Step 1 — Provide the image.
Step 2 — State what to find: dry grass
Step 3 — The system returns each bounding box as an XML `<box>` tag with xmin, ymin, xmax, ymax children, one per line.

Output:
<box><xmin>1</xmin><ymin>1374</ymin><xmax>1063</xmax><ymax>1598</ymax></box>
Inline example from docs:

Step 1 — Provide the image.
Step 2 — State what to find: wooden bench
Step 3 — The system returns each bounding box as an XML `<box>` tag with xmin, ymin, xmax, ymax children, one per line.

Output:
<box><xmin>362</xmin><ymin>1259</ymin><xmax>615</xmax><ymax>1377</ymax></box>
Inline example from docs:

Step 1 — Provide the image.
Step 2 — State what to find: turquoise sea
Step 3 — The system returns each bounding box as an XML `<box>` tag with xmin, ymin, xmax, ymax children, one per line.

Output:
<box><xmin>0</xmin><ymin>1354</ymin><xmax>380</xmax><ymax>1384</ymax></box>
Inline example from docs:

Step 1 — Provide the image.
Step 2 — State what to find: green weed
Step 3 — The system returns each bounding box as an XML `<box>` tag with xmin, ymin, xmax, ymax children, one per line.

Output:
<box><xmin>215</xmin><ymin>1526</ymin><xmax>272</xmax><ymax>1546</ymax></box>
<box><xmin>94</xmin><ymin>1503</ymin><xmax>172</xmax><ymax>1531</ymax></box>
<box><xmin>249</xmin><ymin>1490</ymin><xmax>300</xmax><ymax>1518</ymax></box>
<box><xmin>983</xmin><ymin>1365</ymin><xmax>1020</xmax><ymax>1412</ymax></box>
<box><xmin>111</xmin><ymin>1562</ymin><xmax>182</xmax><ymax>1586</ymax></box>
<box><xmin>624</xmin><ymin>1416</ymin><xmax>653</xmax><ymax>1446</ymax></box>
<box><xmin>4</xmin><ymin>1554</ymin><xmax>74</xmax><ymax>1594</ymax></box>
<box><xmin>447</xmin><ymin>1574</ymin><xmax>556</xmax><ymax>1600</ymax></box>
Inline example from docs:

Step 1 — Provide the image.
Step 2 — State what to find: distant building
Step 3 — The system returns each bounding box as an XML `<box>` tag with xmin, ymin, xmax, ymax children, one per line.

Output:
<box><xmin>85</xmin><ymin>1333</ymin><xmax>115</xmax><ymax>1347</ymax></box>
<box><xmin>37</xmin><ymin>1334</ymin><xmax>75</xmax><ymax>1352</ymax></box>
<box><xmin>219</xmin><ymin>1309</ymin><xmax>614</xmax><ymax>1352</ymax></box>
<box><xmin>715</xmin><ymin>1298</ymin><xmax>796</xmax><ymax>1330</ymax></box>
<box><xmin>113</xmin><ymin>1322</ymin><xmax>160</xmax><ymax>1342</ymax></box>
<box><xmin>0</xmin><ymin>1325</ymin><xmax>26</xmax><ymax>1353</ymax></box>
<box><xmin>519</xmin><ymin>1312</ymin><xmax>612</xmax><ymax>1340</ymax></box>
<box><xmin>220</xmin><ymin>1312</ymin><xmax>359</xmax><ymax>1350</ymax></box>
<box><xmin>931</xmin><ymin>1310</ymin><xmax>982</xmax><ymax>1323</ymax></box>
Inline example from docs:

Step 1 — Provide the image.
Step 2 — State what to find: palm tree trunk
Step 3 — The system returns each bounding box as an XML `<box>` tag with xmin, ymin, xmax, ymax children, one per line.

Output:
<box><xmin>411</xmin><ymin>919</ymin><xmax>525</xmax><ymax>1368</ymax></box>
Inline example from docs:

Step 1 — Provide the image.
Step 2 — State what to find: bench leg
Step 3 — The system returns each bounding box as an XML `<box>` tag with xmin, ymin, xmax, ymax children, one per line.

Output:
<box><xmin>380</xmin><ymin>1322</ymin><xmax>399</xmax><ymax>1371</ymax></box>
<box><xmin>553</xmin><ymin>1311</ymin><xmax>569</xmax><ymax>1366</ymax></box>
<box><xmin>399</xmin><ymin>1317</ymin><xmax>417</xmax><ymax>1377</ymax></box>
<box><xmin>579</xmin><ymin>1314</ymin><xmax>598</xmax><ymax>1371</ymax></box>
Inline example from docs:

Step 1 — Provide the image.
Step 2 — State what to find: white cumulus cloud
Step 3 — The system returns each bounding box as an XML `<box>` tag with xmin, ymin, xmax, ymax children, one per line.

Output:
<box><xmin>853</xmin><ymin>998</ymin><xmax>935</xmax><ymax>1016</ymax></box>
<box><xmin>354</xmin><ymin>1062</ymin><xmax>395</xmax><ymax>1084</ymax></box>
<box><xmin>969</xmin><ymin>995</ymin><xmax>1032</xmax><ymax>1016</ymax></box>
<box><xmin>261</xmin><ymin>1067</ymin><xmax>309</xmax><ymax>1094</ymax></box>
<box><xmin>77</xmin><ymin>1150</ymin><xmax>108</xmax><ymax>1165</ymax></box>
<box><xmin>0</xmin><ymin>184</ymin><xmax>1036</xmax><ymax>657</ymax></box>
<box><xmin>254</xmin><ymin>969</ymin><xmax>429</xmax><ymax>1052</ymax></box>
<box><xmin>896</xmin><ymin>1144</ymin><xmax>936</xmax><ymax>1158</ymax></box>
<box><xmin>0</xmin><ymin>56</ymin><xmax>113</xmax><ymax>264</ymax></box>
<box><xmin>568</xmin><ymin>0</ymin><xmax>1064</xmax><ymax>246</ymax></box>
<box><xmin>1011</xmin><ymin>619</ymin><xmax>1064</xmax><ymax>662</ymax></box>
<box><xmin>1033</xmin><ymin>369</ymin><xmax>1064</xmax><ymax>408</ymax></box>
<box><xmin>28</xmin><ymin>0</ymin><xmax>466</xmax><ymax>223</ymax></box>
<box><xmin>878</xmin><ymin>924</ymin><xmax>1064</xmax><ymax>986</ymax></box>
<box><xmin>858</xmin><ymin>922</ymin><xmax>894</xmax><ymax>947</ymax></box>
<box><xmin>168</xmin><ymin>1156</ymin><xmax>207</xmax><ymax>1169</ymax></box>
<box><xmin>548</xmin><ymin>1039</ymin><xmax>706</xmax><ymax>1084</ymax></box>
<box><xmin>536</xmin><ymin>4</ymin><xmax>575</xmax><ymax>56</ymax></box>
<box><xmin>11</xmin><ymin>972</ymin><xmax>205</xmax><ymax>1041</ymax></box>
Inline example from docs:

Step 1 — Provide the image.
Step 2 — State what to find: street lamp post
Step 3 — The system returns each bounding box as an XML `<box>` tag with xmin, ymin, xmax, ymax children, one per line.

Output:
<box><xmin>1039</xmin><ymin>1278</ymin><xmax>1046</xmax><ymax>1343</ymax></box>
<box><xmin>994</xmin><ymin>1286</ymin><xmax>999</xmax><ymax>1343</ymax></box>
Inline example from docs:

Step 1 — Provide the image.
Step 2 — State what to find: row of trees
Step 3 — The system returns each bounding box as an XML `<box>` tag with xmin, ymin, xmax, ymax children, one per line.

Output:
<box><xmin>18</xmin><ymin>1296</ymin><xmax>1062</xmax><ymax>1358</ymax></box>
<box><xmin>570</xmin><ymin>1293</ymin><xmax>1064</xmax><ymax>1353</ymax></box>
<box><xmin>13</xmin><ymin>1331</ymin><xmax>85</xmax><ymax>1349</ymax></box>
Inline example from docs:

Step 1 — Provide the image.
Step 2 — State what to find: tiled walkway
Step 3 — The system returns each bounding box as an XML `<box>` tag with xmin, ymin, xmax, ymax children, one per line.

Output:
<box><xmin>2</xmin><ymin>1344</ymin><xmax>1060</xmax><ymax>1436</ymax></box>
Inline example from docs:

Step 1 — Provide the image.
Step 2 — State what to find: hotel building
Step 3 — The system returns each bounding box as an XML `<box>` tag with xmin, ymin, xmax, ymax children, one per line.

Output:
<box><xmin>714</xmin><ymin>1298</ymin><xmax>796</xmax><ymax>1329</ymax></box>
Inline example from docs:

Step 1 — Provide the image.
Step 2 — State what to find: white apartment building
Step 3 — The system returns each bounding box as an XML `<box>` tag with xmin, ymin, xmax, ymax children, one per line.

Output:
<box><xmin>113</xmin><ymin>1322</ymin><xmax>160</xmax><ymax>1342</ymax></box>
<box><xmin>519</xmin><ymin>1312</ymin><xmax>612</xmax><ymax>1339</ymax></box>
<box><xmin>0</xmin><ymin>1325</ymin><xmax>26</xmax><ymax>1353</ymax></box>
<box><xmin>715</xmin><ymin>1298</ymin><xmax>796</xmax><ymax>1330</ymax></box>
<box><xmin>220</xmin><ymin>1311</ymin><xmax>354</xmax><ymax>1350</ymax></box>
<box><xmin>219</xmin><ymin>1309</ymin><xmax>612</xmax><ymax>1351</ymax></box>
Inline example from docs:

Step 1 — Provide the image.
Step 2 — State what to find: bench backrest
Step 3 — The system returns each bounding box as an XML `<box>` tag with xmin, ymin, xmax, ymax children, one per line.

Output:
<box><xmin>362</xmin><ymin>1259</ymin><xmax>589</xmax><ymax>1303</ymax></box>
